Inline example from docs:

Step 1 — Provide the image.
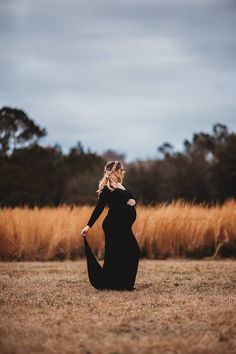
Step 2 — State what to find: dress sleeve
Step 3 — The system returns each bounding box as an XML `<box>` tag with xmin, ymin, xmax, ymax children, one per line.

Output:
<box><xmin>130</xmin><ymin>191</ymin><xmax>137</xmax><ymax>205</ymax></box>
<box><xmin>87</xmin><ymin>187</ymin><xmax>109</xmax><ymax>228</ymax></box>
<box><xmin>124</xmin><ymin>185</ymin><xmax>136</xmax><ymax>201</ymax></box>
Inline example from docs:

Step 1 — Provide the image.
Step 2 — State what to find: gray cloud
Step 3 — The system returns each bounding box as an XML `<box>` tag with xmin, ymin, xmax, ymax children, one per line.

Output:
<box><xmin>1</xmin><ymin>0</ymin><xmax>236</xmax><ymax>162</ymax></box>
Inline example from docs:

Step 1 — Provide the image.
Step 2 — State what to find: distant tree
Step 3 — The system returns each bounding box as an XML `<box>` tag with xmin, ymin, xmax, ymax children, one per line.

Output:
<box><xmin>186</xmin><ymin>133</ymin><xmax>215</xmax><ymax>158</ymax></box>
<box><xmin>177</xmin><ymin>123</ymin><xmax>235</xmax><ymax>202</ymax></box>
<box><xmin>65</xmin><ymin>141</ymin><xmax>103</xmax><ymax>175</ymax></box>
<box><xmin>101</xmin><ymin>149</ymin><xmax>126</xmax><ymax>163</ymax></box>
<box><xmin>184</xmin><ymin>123</ymin><xmax>229</xmax><ymax>160</ymax></box>
<box><xmin>63</xmin><ymin>164</ymin><xmax>104</xmax><ymax>204</ymax></box>
<box><xmin>0</xmin><ymin>144</ymin><xmax>66</xmax><ymax>207</ymax></box>
<box><xmin>157</xmin><ymin>142</ymin><xmax>174</xmax><ymax>158</ymax></box>
<box><xmin>69</xmin><ymin>141</ymin><xmax>85</xmax><ymax>155</ymax></box>
<box><xmin>211</xmin><ymin>130</ymin><xmax>236</xmax><ymax>201</ymax></box>
<box><xmin>0</xmin><ymin>106</ymin><xmax>47</xmax><ymax>157</ymax></box>
<box><xmin>125</xmin><ymin>160</ymin><xmax>161</xmax><ymax>205</ymax></box>
<box><xmin>213</xmin><ymin>123</ymin><xmax>229</xmax><ymax>143</ymax></box>
<box><xmin>0</xmin><ymin>111</ymin><xmax>235</xmax><ymax>207</ymax></box>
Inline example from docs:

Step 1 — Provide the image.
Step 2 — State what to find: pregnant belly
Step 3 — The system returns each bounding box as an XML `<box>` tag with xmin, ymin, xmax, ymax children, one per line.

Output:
<box><xmin>122</xmin><ymin>205</ymin><xmax>137</xmax><ymax>224</ymax></box>
<box><xmin>104</xmin><ymin>205</ymin><xmax>137</xmax><ymax>226</ymax></box>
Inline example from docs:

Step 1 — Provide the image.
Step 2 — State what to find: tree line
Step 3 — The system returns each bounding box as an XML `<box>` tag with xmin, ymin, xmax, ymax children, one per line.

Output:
<box><xmin>1</xmin><ymin>106</ymin><xmax>236</xmax><ymax>207</ymax></box>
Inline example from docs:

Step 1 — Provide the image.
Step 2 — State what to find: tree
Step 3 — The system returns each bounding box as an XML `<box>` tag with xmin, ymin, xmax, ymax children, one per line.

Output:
<box><xmin>0</xmin><ymin>106</ymin><xmax>47</xmax><ymax>157</ymax></box>
<box><xmin>213</xmin><ymin>123</ymin><xmax>229</xmax><ymax>143</ymax></box>
<box><xmin>101</xmin><ymin>149</ymin><xmax>126</xmax><ymax>163</ymax></box>
<box><xmin>157</xmin><ymin>142</ymin><xmax>174</xmax><ymax>158</ymax></box>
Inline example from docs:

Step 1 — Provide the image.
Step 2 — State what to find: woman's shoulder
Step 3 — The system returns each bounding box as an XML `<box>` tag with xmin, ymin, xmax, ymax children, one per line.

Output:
<box><xmin>102</xmin><ymin>185</ymin><xmax>109</xmax><ymax>191</ymax></box>
<box><xmin>99</xmin><ymin>185</ymin><xmax>110</xmax><ymax>195</ymax></box>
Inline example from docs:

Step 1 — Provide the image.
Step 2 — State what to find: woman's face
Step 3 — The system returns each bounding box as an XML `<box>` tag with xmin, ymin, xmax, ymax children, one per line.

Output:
<box><xmin>115</xmin><ymin>165</ymin><xmax>125</xmax><ymax>181</ymax></box>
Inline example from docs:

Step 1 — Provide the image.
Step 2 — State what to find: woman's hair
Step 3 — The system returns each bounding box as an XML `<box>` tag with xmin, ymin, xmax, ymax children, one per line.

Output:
<box><xmin>96</xmin><ymin>160</ymin><xmax>123</xmax><ymax>196</ymax></box>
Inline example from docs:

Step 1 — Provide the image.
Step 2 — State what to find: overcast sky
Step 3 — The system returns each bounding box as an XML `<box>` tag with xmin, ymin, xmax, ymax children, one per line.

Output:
<box><xmin>1</xmin><ymin>0</ymin><xmax>236</xmax><ymax>162</ymax></box>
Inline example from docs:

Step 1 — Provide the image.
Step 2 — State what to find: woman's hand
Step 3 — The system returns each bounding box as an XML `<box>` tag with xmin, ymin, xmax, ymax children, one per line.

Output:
<box><xmin>127</xmin><ymin>198</ymin><xmax>136</xmax><ymax>206</ymax></box>
<box><xmin>81</xmin><ymin>225</ymin><xmax>90</xmax><ymax>237</ymax></box>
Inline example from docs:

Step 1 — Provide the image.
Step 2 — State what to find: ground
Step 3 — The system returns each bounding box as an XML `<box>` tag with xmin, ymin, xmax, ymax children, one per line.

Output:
<box><xmin>0</xmin><ymin>259</ymin><xmax>236</xmax><ymax>354</ymax></box>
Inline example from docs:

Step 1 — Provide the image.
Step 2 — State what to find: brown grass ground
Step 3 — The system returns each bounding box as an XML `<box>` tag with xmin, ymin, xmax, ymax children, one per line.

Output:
<box><xmin>0</xmin><ymin>259</ymin><xmax>236</xmax><ymax>354</ymax></box>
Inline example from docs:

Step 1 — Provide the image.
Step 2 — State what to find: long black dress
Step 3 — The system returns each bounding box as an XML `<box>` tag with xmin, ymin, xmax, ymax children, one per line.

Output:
<box><xmin>84</xmin><ymin>184</ymin><xmax>141</xmax><ymax>291</ymax></box>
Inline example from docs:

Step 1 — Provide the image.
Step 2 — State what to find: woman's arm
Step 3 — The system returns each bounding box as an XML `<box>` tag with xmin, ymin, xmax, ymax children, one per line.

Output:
<box><xmin>87</xmin><ymin>188</ymin><xmax>108</xmax><ymax>228</ymax></box>
<box><xmin>124</xmin><ymin>185</ymin><xmax>137</xmax><ymax>206</ymax></box>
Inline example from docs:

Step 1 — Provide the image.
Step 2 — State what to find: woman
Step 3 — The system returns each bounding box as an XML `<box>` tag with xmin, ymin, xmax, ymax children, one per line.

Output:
<box><xmin>81</xmin><ymin>160</ymin><xmax>141</xmax><ymax>291</ymax></box>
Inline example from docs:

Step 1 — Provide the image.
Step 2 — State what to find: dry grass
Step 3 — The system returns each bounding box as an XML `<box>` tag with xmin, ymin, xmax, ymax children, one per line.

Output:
<box><xmin>1</xmin><ymin>199</ymin><xmax>236</xmax><ymax>260</ymax></box>
<box><xmin>0</xmin><ymin>260</ymin><xmax>236</xmax><ymax>354</ymax></box>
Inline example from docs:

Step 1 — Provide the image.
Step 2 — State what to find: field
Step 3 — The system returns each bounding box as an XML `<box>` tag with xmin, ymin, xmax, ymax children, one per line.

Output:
<box><xmin>1</xmin><ymin>199</ymin><xmax>236</xmax><ymax>261</ymax></box>
<box><xmin>0</xmin><ymin>259</ymin><xmax>236</xmax><ymax>354</ymax></box>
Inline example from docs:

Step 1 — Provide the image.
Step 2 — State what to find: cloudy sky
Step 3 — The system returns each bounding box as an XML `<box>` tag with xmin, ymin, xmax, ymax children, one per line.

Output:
<box><xmin>1</xmin><ymin>0</ymin><xmax>236</xmax><ymax>162</ymax></box>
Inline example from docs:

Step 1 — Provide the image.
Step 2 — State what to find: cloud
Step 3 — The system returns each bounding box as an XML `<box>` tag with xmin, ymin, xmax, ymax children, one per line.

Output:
<box><xmin>1</xmin><ymin>0</ymin><xmax>236</xmax><ymax>162</ymax></box>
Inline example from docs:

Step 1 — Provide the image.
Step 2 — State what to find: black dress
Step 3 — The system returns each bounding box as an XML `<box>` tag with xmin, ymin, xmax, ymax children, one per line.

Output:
<box><xmin>84</xmin><ymin>184</ymin><xmax>141</xmax><ymax>291</ymax></box>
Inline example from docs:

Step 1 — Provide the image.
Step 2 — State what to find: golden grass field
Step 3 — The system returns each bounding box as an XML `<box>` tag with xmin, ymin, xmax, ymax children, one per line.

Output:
<box><xmin>0</xmin><ymin>259</ymin><xmax>236</xmax><ymax>354</ymax></box>
<box><xmin>0</xmin><ymin>199</ymin><xmax>236</xmax><ymax>260</ymax></box>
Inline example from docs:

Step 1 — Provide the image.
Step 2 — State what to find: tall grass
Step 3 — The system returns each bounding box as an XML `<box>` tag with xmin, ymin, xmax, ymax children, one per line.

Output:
<box><xmin>0</xmin><ymin>199</ymin><xmax>236</xmax><ymax>260</ymax></box>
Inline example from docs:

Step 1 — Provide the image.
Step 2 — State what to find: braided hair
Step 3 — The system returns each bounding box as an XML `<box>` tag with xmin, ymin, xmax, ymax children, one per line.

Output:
<box><xmin>96</xmin><ymin>160</ymin><xmax>123</xmax><ymax>196</ymax></box>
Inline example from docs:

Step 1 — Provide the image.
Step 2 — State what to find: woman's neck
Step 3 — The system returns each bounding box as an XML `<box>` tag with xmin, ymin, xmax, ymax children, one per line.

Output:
<box><xmin>112</xmin><ymin>181</ymin><xmax>123</xmax><ymax>187</ymax></box>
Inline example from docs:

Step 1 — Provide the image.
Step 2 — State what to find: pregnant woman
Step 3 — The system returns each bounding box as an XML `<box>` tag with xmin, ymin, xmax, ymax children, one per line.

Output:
<box><xmin>81</xmin><ymin>160</ymin><xmax>141</xmax><ymax>291</ymax></box>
